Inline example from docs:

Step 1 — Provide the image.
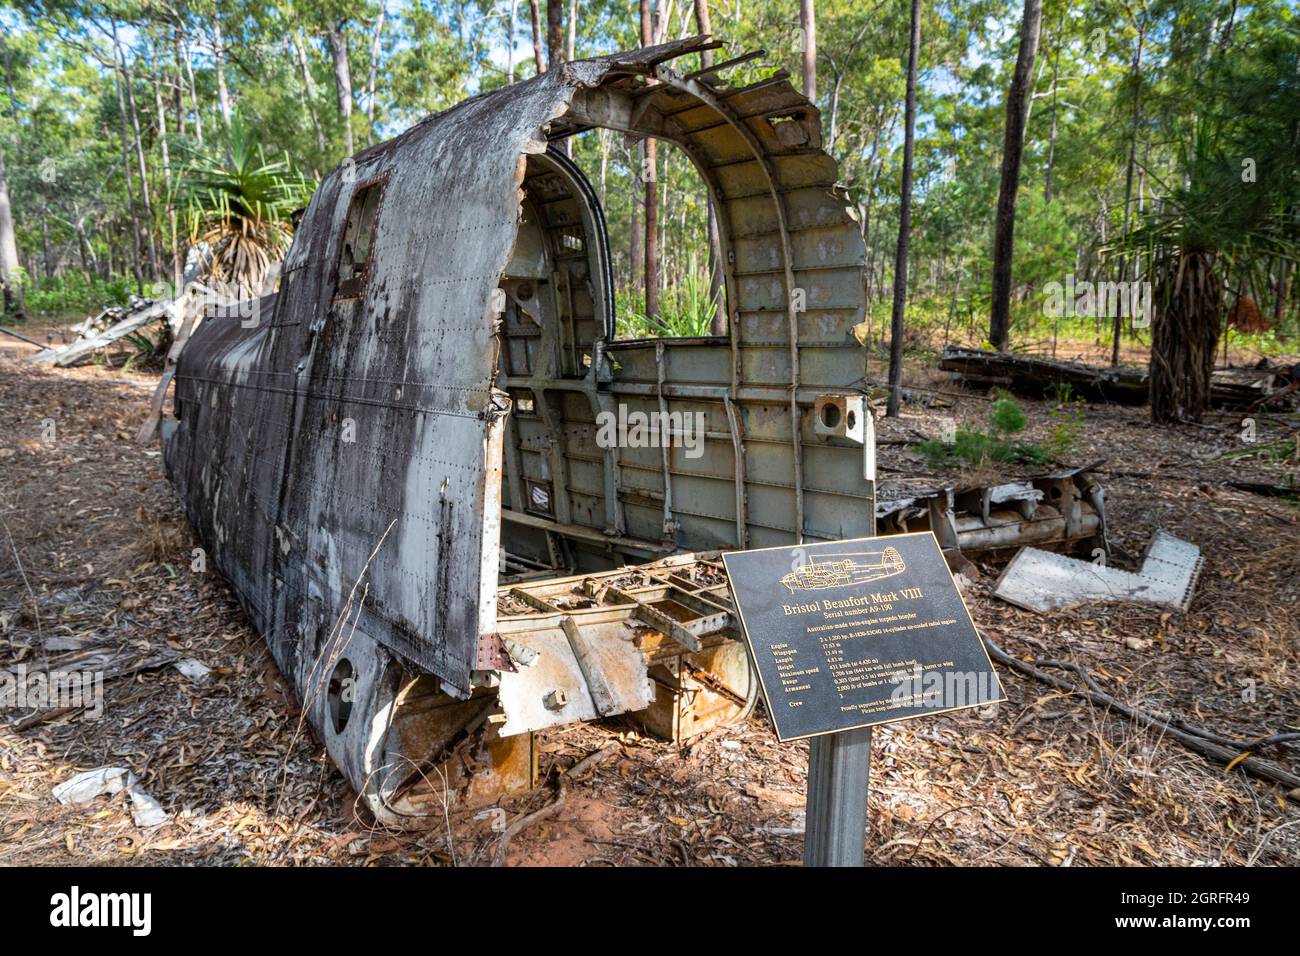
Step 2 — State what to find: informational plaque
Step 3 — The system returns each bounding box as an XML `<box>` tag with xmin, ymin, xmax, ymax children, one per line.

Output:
<box><xmin>722</xmin><ymin>532</ymin><xmax>1004</xmax><ymax>741</ymax></box>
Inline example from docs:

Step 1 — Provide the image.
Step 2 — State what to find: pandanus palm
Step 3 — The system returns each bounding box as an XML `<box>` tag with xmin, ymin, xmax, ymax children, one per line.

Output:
<box><xmin>1114</xmin><ymin>32</ymin><xmax>1298</xmax><ymax>424</ymax></box>
<box><xmin>179</xmin><ymin>116</ymin><xmax>315</xmax><ymax>298</ymax></box>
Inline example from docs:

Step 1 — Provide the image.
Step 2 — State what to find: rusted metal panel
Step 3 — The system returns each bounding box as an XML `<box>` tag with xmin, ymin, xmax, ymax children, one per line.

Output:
<box><xmin>496</xmin><ymin>626</ymin><xmax>603</xmax><ymax>734</ymax></box>
<box><xmin>633</xmin><ymin>642</ymin><xmax>757</xmax><ymax>742</ymax></box>
<box><xmin>493</xmin><ymin>552</ymin><xmax>744</xmax><ymax>738</ymax></box>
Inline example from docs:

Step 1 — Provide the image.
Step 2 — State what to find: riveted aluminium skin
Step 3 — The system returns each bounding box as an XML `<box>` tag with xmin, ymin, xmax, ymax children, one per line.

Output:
<box><xmin>164</xmin><ymin>37</ymin><xmax>876</xmax><ymax>820</ymax></box>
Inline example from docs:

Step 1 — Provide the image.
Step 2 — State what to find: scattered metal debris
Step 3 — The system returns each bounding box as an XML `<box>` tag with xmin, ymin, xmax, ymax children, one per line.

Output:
<box><xmin>52</xmin><ymin>766</ymin><xmax>132</xmax><ymax>804</ymax></box>
<box><xmin>876</xmin><ymin>464</ymin><xmax>1107</xmax><ymax>563</ymax></box>
<box><xmin>173</xmin><ymin>658</ymin><xmax>212</xmax><ymax>684</ymax></box>
<box><xmin>30</xmin><ymin>296</ymin><xmax>178</xmax><ymax>366</ymax></box>
<box><xmin>52</xmin><ymin>767</ymin><xmax>169</xmax><ymax>829</ymax></box>
<box><xmin>992</xmin><ymin>529</ymin><xmax>1202</xmax><ymax>613</ymax></box>
<box><xmin>27</xmin><ymin>246</ymin><xmax>236</xmax><ymax>368</ymax></box>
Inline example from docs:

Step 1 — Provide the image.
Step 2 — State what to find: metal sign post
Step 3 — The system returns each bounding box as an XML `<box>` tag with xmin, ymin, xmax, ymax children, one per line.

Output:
<box><xmin>803</xmin><ymin>727</ymin><xmax>871</xmax><ymax>866</ymax></box>
<box><xmin>723</xmin><ymin>421</ymin><xmax>1002</xmax><ymax>869</ymax></box>
<box><xmin>723</xmin><ymin>533</ymin><xmax>1004</xmax><ymax>869</ymax></box>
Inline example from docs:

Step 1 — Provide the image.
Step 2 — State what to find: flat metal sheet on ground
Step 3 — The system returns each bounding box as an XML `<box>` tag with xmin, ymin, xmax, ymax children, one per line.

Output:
<box><xmin>993</xmin><ymin>530</ymin><xmax>1201</xmax><ymax>613</ymax></box>
<box><xmin>722</xmin><ymin>532</ymin><xmax>1004</xmax><ymax>742</ymax></box>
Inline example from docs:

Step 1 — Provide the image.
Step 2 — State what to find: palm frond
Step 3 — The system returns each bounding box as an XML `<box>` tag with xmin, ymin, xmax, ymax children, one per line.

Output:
<box><xmin>178</xmin><ymin>114</ymin><xmax>316</xmax><ymax>297</ymax></box>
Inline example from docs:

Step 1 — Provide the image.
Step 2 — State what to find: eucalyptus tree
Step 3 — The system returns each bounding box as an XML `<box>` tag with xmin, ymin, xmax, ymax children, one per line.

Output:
<box><xmin>989</xmin><ymin>0</ymin><xmax>1043</xmax><ymax>351</ymax></box>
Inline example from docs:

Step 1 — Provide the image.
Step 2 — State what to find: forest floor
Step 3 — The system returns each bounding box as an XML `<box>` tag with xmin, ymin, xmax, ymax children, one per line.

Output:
<box><xmin>1</xmin><ymin>331</ymin><xmax>1298</xmax><ymax>867</ymax></box>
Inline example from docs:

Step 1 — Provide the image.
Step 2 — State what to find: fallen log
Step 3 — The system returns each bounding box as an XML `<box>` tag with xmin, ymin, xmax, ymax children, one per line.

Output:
<box><xmin>1226</xmin><ymin>480</ymin><xmax>1298</xmax><ymax>499</ymax></box>
<box><xmin>940</xmin><ymin>347</ymin><xmax>1282</xmax><ymax>409</ymax></box>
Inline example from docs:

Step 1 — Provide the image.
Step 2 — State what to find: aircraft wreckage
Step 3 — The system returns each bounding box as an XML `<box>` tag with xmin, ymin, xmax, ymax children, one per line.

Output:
<box><xmin>160</xmin><ymin>37</ymin><xmax>1107</xmax><ymax>824</ymax></box>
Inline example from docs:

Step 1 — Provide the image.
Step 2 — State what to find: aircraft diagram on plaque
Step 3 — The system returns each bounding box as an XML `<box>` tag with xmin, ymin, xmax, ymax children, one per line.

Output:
<box><xmin>780</xmin><ymin>547</ymin><xmax>907</xmax><ymax>592</ymax></box>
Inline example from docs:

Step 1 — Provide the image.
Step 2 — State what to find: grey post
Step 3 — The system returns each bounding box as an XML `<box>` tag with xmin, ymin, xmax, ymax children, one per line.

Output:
<box><xmin>803</xmin><ymin>412</ymin><xmax>876</xmax><ymax>867</ymax></box>
<box><xmin>803</xmin><ymin>727</ymin><xmax>871</xmax><ymax>866</ymax></box>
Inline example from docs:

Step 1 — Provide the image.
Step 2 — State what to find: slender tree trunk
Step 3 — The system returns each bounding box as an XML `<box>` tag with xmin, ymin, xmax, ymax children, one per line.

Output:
<box><xmin>694</xmin><ymin>0</ymin><xmax>725</xmax><ymax>334</ymax></box>
<box><xmin>1111</xmin><ymin>20</ymin><xmax>1146</xmax><ymax>366</ymax></box>
<box><xmin>115</xmin><ymin>24</ymin><xmax>161</xmax><ymax>280</ymax></box>
<box><xmin>74</xmin><ymin>209</ymin><xmax>97</xmax><ymax>277</ymax></box>
<box><xmin>288</xmin><ymin>40</ymin><xmax>313</xmax><ymax>154</ymax></box>
<box><xmin>988</xmin><ymin>0</ymin><xmax>1042</xmax><ymax>352</ymax></box>
<box><xmin>111</xmin><ymin>37</ymin><xmax>145</xmax><ymax>292</ymax></box>
<box><xmin>0</xmin><ymin>148</ymin><xmax>22</xmax><ymax>317</ymax></box>
<box><xmin>859</xmin><ymin>112</ymin><xmax>890</xmax><ymax>313</ymax></box>
<box><xmin>547</xmin><ymin>0</ymin><xmax>568</xmax><ymax>154</ymax></box>
<box><xmin>126</xmin><ymin>70</ymin><xmax>160</xmax><ymax>281</ymax></box>
<box><xmin>828</xmin><ymin>71</ymin><xmax>843</xmax><ymax>145</ymax></box>
<box><xmin>886</xmin><ymin>0</ymin><xmax>921</xmax><ymax>418</ymax></box>
<box><xmin>640</xmin><ymin>0</ymin><xmax>659</xmax><ymax>320</ymax></box>
<box><xmin>1150</xmin><ymin>249</ymin><xmax>1220</xmax><ymax>424</ymax></box>
<box><xmin>629</xmin><ymin>145</ymin><xmax>642</xmax><ymax>290</ymax></box>
<box><xmin>547</xmin><ymin>0</ymin><xmax>565</xmax><ymax>71</ymax></box>
<box><xmin>39</xmin><ymin>210</ymin><xmax>53</xmax><ymax>278</ymax></box>
<box><xmin>172</xmin><ymin>30</ymin><xmax>186</xmax><ymax>138</ymax></box>
<box><xmin>528</xmin><ymin>0</ymin><xmax>546</xmax><ymax>73</ymax></box>
<box><xmin>1022</xmin><ymin>27</ymin><xmax>1049</xmax><ymax>131</ymax></box>
<box><xmin>327</xmin><ymin>20</ymin><xmax>355</xmax><ymax>155</ymax></box>
<box><xmin>800</xmin><ymin>0</ymin><xmax>816</xmax><ymax>104</ymax></box>
<box><xmin>1276</xmin><ymin>259</ymin><xmax>1291</xmax><ymax>323</ymax></box>
<box><xmin>597</xmin><ymin>128</ymin><xmax>608</xmax><ymax>206</ymax></box>
<box><xmin>567</xmin><ymin>0</ymin><xmax>577</xmax><ymax>60</ymax></box>
<box><xmin>366</xmin><ymin>5</ymin><xmax>386</xmax><ymax>144</ymax></box>
<box><xmin>292</xmin><ymin>30</ymin><xmax>328</xmax><ymax>157</ymax></box>
<box><xmin>643</xmin><ymin>148</ymin><xmax>659</xmax><ymax>321</ymax></box>
<box><xmin>1044</xmin><ymin>11</ymin><xmax>1060</xmax><ymax>202</ymax></box>
<box><xmin>152</xmin><ymin>47</ymin><xmax>181</xmax><ymax>291</ymax></box>
<box><xmin>183</xmin><ymin>33</ymin><xmax>203</xmax><ymax>146</ymax></box>
<box><xmin>0</xmin><ymin>40</ymin><xmax>19</xmax><ymax>301</ymax></box>
<box><xmin>213</xmin><ymin>20</ymin><xmax>234</xmax><ymax>129</ymax></box>
<box><xmin>703</xmin><ymin>199</ymin><xmax>724</xmax><ymax>334</ymax></box>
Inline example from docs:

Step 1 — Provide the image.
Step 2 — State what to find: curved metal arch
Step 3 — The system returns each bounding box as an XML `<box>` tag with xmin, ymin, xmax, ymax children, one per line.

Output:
<box><xmin>555</xmin><ymin>87</ymin><xmax>763</xmax><ymax>547</ymax></box>
<box><xmin>536</xmin><ymin>147</ymin><xmax>617</xmax><ymax>343</ymax></box>
<box><xmin>650</xmin><ymin>65</ymin><xmax>807</xmax><ymax>544</ymax></box>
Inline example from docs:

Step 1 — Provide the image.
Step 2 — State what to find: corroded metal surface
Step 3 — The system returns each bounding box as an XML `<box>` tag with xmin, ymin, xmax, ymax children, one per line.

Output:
<box><xmin>163</xmin><ymin>36</ymin><xmax>1119</xmax><ymax>823</ymax></box>
<box><xmin>163</xmin><ymin>37</ymin><xmax>877</xmax><ymax>823</ymax></box>
<box><xmin>876</xmin><ymin>465</ymin><xmax>1107</xmax><ymax>561</ymax></box>
<box><xmin>493</xmin><ymin>552</ymin><xmax>738</xmax><ymax>738</ymax></box>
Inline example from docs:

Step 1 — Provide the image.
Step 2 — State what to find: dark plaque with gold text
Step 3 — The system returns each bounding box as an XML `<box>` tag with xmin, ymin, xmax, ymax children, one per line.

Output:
<box><xmin>722</xmin><ymin>532</ymin><xmax>1004</xmax><ymax>741</ymax></box>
